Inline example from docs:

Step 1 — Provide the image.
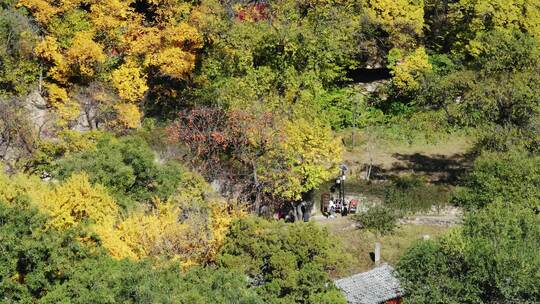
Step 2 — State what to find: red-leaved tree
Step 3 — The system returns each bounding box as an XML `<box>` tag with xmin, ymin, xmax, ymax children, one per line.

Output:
<box><xmin>167</xmin><ymin>107</ymin><xmax>280</xmax><ymax>211</ymax></box>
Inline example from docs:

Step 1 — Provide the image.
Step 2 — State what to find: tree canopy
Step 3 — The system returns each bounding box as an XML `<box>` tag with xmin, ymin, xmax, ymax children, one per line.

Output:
<box><xmin>2</xmin><ymin>0</ymin><xmax>540</xmax><ymax>302</ymax></box>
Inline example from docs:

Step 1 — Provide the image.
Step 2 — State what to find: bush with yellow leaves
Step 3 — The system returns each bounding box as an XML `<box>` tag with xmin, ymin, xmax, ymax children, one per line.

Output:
<box><xmin>0</xmin><ymin>168</ymin><xmax>241</xmax><ymax>268</ymax></box>
<box><xmin>111</xmin><ymin>61</ymin><xmax>148</xmax><ymax>103</ymax></box>
<box><xmin>43</xmin><ymin>82</ymin><xmax>80</xmax><ymax>123</ymax></box>
<box><xmin>39</xmin><ymin>172</ymin><xmax>119</xmax><ymax>230</ymax></box>
<box><xmin>388</xmin><ymin>47</ymin><xmax>432</xmax><ymax>93</ymax></box>
<box><xmin>112</xmin><ymin>172</ymin><xmax>243</xmax><ymax>266</ymax></box>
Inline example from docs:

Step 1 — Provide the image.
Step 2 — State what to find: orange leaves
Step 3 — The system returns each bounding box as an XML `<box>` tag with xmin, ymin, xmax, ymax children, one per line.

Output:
<box><xmin>210</xmin><ymin>131</ymin><xmax>226</xmax><ymax>145</ymax></box>
<box><xmin>235</xmin><ymin>3</ymin><xmax>270</xmax><ymax>22</ymax></box>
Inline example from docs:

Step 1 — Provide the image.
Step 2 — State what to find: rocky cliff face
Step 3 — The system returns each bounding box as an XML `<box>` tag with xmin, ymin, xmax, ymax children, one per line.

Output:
<box><xmin>23</xmin><ymin>90</ymin><xmax>56</xmax><ymax>138</ymax></box>
<box><xmin>1</xmin><ymin>90</ymin><xmax>55</xmax><ymax>171</ymax></box>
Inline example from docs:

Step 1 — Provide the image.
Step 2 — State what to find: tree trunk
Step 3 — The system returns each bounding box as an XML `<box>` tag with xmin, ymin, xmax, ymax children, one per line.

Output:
<box><xmin>296</xmin><ymin>203</ymin><xmax>303</xmax><ymax>222</ymax></box>
<box><xmin>290</xmin><ymin>202</ymin><xmax>298</xmax><ymax>222</ymax></box>
<box><xmin>252</xmin><ymin>161</ymin><xmax>261</xmax><ymax>214</ymax></box>
<box><xmin>302</xmin><ymin>189</ymin><xmax>315</xmax><ymax>221</ymax></box>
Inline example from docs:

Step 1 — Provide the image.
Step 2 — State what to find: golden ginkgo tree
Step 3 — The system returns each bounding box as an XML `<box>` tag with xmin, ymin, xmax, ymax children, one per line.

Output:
<box><xmin>19</xmin><ymin>0</ymin><xmax>203</xmax><ymax>128</ymax></box>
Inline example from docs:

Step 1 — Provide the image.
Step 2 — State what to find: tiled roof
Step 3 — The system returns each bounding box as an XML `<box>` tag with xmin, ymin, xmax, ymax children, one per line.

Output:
<box><xmin>334</xmin><ymin>264</ymin><xmax>403</xmax><ymax>304</ymax></box>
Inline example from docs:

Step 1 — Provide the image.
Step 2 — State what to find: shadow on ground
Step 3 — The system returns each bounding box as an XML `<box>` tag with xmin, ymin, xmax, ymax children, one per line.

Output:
<box><xmin>363</xmin><ymin>152</ymin><xmax>475</xmax><ymax>185</ymax></box>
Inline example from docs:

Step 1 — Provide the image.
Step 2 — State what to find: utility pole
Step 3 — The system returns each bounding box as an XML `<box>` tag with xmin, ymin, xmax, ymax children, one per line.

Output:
<box><xmin>339</xmin><ymin>164</ymin><xmax>348</xmax><ymax>202</ymax></box>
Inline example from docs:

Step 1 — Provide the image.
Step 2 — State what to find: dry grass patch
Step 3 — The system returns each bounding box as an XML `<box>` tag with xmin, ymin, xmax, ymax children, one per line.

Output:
<box><xmin>316</xmin><ymin>216</ymin><xmax>451</xmax><ymax>278</ymax></box>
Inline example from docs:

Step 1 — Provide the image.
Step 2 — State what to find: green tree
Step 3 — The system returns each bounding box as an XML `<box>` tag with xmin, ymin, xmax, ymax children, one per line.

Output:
<box><xmin>53</xmin><ymin>135</ymin><xmax>182</xmax><ymax>210</ymax></box>
<box><xmin>0</xmin><ymin>199</ymin><xmax>262</xmax><ymax>303</ymax></box>
<box><xmin>397</xmin><ymin>202</ymin><xmax>540</xmax><ymax>303</ymax></box>
<box><xmin>192</xmin><ymin>0</ymin><xmax>360</xmax><ymax>120</ymax></box>
<box><xmin>0</xmin><ymin>5</ymin><xmax>39</xmax><ymax>97</ymax></box>
<box><xmin>217</xmin><ymin>217</ymin><xmax>347</xmax><ymax>304</ymax></box>
<box><xmin>42</xmin><ymin>261</ymin><xmax>263</xmax><ymax>304</ymax></box>
<box><xmin>353</xmin><ymin>205</ymin><xmax>398</xmax><ymax>237</ymax></box>
<box><xmin>396</xmin><ymin>231</ymin><xmax>483</xmax><ymax>304</ymax></box>
<box><xmin>419</xmin><ymin>30</ymin><xmax>540</xmax><ymax>130</ymax></box>
<box><xmin>0</xmin><ymin>199</ymin><xmax>100</xmax><ymax>302</ymax></box>
<box><xmin>453</xmin><ymin>150</ymin><xmax>540</xmax><ymax>211</ymax></box>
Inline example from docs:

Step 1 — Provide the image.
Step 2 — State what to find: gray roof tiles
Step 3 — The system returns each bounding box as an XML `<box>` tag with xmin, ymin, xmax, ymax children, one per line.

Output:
<box><xmin>334</xmin><ymin>264</ymin><xmax>403</xmax><ymax>304</ymax></box>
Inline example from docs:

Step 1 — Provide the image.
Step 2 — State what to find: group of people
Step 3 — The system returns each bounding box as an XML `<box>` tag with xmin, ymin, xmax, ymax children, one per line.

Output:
<box><xmin>327</xmin><ymin>198</ymin><xmax>350</xmax><ymax>218</ymax></box>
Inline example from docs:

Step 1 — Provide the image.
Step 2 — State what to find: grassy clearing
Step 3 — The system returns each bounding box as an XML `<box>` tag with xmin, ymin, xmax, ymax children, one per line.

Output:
<box><xmin>317</xmin><ymin>217</ymin><xmax>451</xmax><ymax>277</ymax></box>
<box><xmin>314</xmin><ymin>119</ymin><xmax>470</xmax><ymax>278</ymax></box>
<box><xmin>342</xmin><ymin>129</ymin><xmax>474</xmax><ymax>182</ymax></box>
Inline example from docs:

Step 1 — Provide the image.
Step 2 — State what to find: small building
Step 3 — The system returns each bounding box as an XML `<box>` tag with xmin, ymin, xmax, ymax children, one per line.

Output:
<box><xmin>334</xmin><ymin>264</ymin><xmax>403</xmax><ymax>304</ymax></box>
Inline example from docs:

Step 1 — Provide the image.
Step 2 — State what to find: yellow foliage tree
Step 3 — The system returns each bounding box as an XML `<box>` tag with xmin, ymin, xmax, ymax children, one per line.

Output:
<box><xmin>35</xmin><ymin>31</ymin><xmax>105</xmax><ymax>82</ymax></box>
<box><xmin>20</xmin><ymin>0</ymin><xmax>203</xmax><ymax>130</ymax></box>
<box><xmin>365</xmin><ymin>0</ymin><xmax>425</xmax><ymax>48</ymax></box>
<box><xmin>112</xmin><ymin>198</ymin><xmax>240</xmax><ymax>266</ymax></box>
<box><xmin>39</xmin><ymin>172</ymin><xmax>119</xmax><ymax>230</ymax></box>
<box><xmin>147</xmin><ymin>47</ymin><xmax>197</xmax><ymax>79</ymax></box>
<box><xmin>388</xmin><ymin>47</ymin><xmax>432</xmax><ymax>92</ymax></box>
<box><xmin>64</xmin><ymin>31</ymin><xmax>106</xmax><ymax>78</ymax></box>
<box><xmin>261</xmin><ymin>117</ymin><xmax>342</xmax><ymax>201</ymax></box>
<box><xmin>450</xmin><ymin>0</ymin><xmax>540</xmax><ymax>53</ymax></box>
<box><xmin>0</xmin><ymin>168</ymin><xmax>240</xmax><ymax>267</ymax></box>
<box><xmin>17</xmin><ymin>0</ymin><xmax>64</xmax><ymax>23</ymax></box>
<box><xmin>88</xmin><ymin>0</ymin><xmax>133</xmax><ymax>37</ymax></box>
<box><xmin>34</xmin><ymin>36</ymin><xmax>69</xmax><ymax>83</ymax></box>
<box><xmin>110</xmin><ymin>173</ymin><xmax>242</xmax><ymax>266</ymax></box>
<box><xmin>44</xmin><ymin>82</ymin><xmax>80</xmax><ymax>123</ymax></box>
<box><xmin>111</xmin><ymin>61</ymin><xmax>148</xmax><ymax>103</ymax></box>
<box><xmin>113</xmin><ymin>103</ymin><xmax>142</xmax><ymax>129</ymax></box>
<box><xmin>0</xmin><ymin>171</ymin><xmax>46</xmax><ymax>205</ymax></box>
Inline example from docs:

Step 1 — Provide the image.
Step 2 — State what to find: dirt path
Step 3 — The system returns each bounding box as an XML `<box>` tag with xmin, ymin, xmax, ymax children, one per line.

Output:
<box><xmin>312</xmin><ymin>206</ymin><xmax>462</xmax><ymax>227</ymax></box>
<box><xmin>399</xmin><ymin>206</ymin><xmax>462</xmax><ymax>226</ymax></box>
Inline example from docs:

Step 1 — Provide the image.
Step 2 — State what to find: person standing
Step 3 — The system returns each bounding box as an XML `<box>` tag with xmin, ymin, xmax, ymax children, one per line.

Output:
<box><xmin>328</xmin><ymin>199</ymin><xmax>335</xmax><ymax>218</ymax></box>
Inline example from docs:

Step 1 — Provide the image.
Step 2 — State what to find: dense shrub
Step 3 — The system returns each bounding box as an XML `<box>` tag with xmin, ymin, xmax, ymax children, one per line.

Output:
<box><xmin>217</xmin><ymin>217</ymin><xmax>347</xmax><ymax>304</ymax></box>
<box><xmin>0</xmin><ymin>200</ymin><xmax>263</xmax><ymax>303</ymax></box>
<box><xmin>0</xmin><ymin>200</ymin><xmax>101</xmax><ymax>302</ymax></box>
<box><xmin>397</xmin><ymin>202</ymin><xmax>540</xmax><ymax>303</ymax></box>
<box><xmin>54</xmin><ymin>136</ymin><xmax>183</xmax><ymax>210</ymax></box>
<box><xmin>399</xmin><ymin>148</ymin><xmax>540</xmax><ymax>303</ymax></box>
<box><xmin>384</xmin><ymin>175</ymin><xmax>449</xmax><ymax>214</ymax></box>
<box><xmin>352</xmin><ymin>205</ymin><xmax>398</xmax><ymax>237</ymax></box>
<box><xmin>474</xmin><ymin>122</ymin><xmax>540</xmax><ymax>154</ymax></box>
<box><xmin>42</xmin><ymin>261</ymin><xmax>263</xmax><ymax>304</ymax></box>
<box><xmin>453</xmin><ymin>150</ymin><xmax>540</xmax><ymax>210</ymax></box>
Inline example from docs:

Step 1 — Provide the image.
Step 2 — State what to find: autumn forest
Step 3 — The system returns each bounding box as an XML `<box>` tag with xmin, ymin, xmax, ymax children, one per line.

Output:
<box><xmin>1</xmin><ymin>0</ymin><xmax>539</xmax><ymax>303</ymax></box>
